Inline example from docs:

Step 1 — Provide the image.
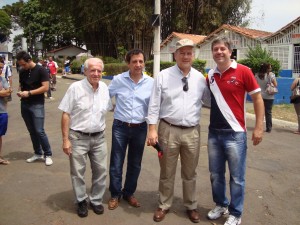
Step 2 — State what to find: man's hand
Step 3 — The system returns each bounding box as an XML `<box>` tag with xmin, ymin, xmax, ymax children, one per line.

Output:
<box><xmin>252</xmin><ymin>127</ymin><xmax>263</xmax><ymax>146</ymax></box>
<box><xmin>17</xmin><ymin>91</ymin><xmax>30</xmax><ymax>98</ymax></box>
<box><xmin>62</xmin><ymin>139</ymin><xmax>72</xmax><ymax>156</ymax></box>
<box><xmin>147</xmin><ymin>124</ymin><xmax>158</xmax><ymax>146</ymax></box>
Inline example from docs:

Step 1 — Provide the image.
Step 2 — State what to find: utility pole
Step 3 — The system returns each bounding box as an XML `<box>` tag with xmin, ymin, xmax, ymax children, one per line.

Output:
<box><xmin>152</xmin><ymin>0</ymin><xmax>161</xmax><ymax>78</ymax></box>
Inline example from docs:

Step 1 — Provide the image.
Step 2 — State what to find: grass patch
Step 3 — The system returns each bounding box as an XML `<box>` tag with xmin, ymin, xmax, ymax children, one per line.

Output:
<box><xmin>247</xmin><ymin>103</ymin><xmax>297</xmax><ymax>123</ymax></box>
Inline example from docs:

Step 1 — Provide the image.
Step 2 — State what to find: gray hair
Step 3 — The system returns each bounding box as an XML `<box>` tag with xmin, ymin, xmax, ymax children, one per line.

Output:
<box><xmin>211</xmin><ymin>37</ymin><xmax>233</xmax><ymax>51</ymax></box>
<box><xmin>84</xmin><ymin>58</ymin><xmax>104</xmax><ymax>71</ymax></box>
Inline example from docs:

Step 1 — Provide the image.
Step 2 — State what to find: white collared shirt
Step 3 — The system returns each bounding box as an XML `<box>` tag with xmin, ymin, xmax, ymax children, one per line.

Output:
<box><xmin>58</xmin><ymin>78</ymin><xmax>113</xmax><ymax>133</ymax></box>
<box><xmin>146</xmin><ymin>65</ymin><xmax>209</xmax><ymax>126</ymax></box>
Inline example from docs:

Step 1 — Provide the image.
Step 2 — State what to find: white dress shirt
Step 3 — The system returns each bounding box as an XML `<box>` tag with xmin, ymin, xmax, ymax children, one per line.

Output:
<box><xmin>58</xmin><ymin>78</ymin><xmax>113</xmax><ymax>133</ymax></box>
<box><xmin>146</xmin><ymin>65</ymin><xmax>208</xmax><ymax>127</ymax></box>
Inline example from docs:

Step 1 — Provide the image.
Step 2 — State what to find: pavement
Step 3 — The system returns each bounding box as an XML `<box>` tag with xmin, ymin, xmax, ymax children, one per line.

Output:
<box><xmin>0</xmin><ymin>71</ymin><xmax>299</xmax><ymax>225</ymax></box>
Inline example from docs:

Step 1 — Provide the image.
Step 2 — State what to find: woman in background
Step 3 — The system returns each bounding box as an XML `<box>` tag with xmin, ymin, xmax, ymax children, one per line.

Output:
<box><xmin>290</xmin><ymin>76</ymin><xmax>300</xmax><ymax>134</ymax></box>
<box><xmin>255</xmin><ymin>63</ymin><xmax>277</xmax><ymax>133</ymax></box>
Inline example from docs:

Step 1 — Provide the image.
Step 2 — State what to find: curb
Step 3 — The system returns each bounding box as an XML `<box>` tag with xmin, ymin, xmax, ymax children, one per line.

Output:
<box><xmin>246</xmin><ymin>113</ymin><xmax>297</xmax><ymax>129</ymax></box>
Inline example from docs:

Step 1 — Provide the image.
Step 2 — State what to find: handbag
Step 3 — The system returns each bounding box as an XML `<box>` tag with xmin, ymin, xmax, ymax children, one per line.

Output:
<box><xmin>290</xmin><ymin>80</ymin><xmax>300</xmax><ymax>101</ymax></box>
<box><xmin>265</xmin><ymin>74</ymin><xmax>278</xmax><ymax>95</ymax></box>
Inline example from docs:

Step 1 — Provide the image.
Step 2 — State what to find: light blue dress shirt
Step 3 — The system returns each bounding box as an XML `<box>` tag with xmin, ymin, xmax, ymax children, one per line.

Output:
<box><xmin>109</xmin><ymin>71</ymin><xmax>154</xmax><ymax>123</ymax></box>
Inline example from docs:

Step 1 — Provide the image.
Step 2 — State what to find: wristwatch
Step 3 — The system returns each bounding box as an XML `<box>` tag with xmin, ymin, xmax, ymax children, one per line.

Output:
<box><xmin>28</xmin><ymin>90</ymin><xmax>31</xmax><ymax>96</ymax></box>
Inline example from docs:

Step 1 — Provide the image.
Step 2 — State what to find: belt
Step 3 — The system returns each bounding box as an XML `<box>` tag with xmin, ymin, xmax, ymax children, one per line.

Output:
<box><xmin>71</xmin><ymin>129</ymin><xmax>103</xmax><ymax>137</ymax></box>
<box><xmin>161</xmin><ymin>118</ymin><xmax>195</xmax><ymax>129</ymax></box>
<box><xmin>115</xmin><ymin>119</ymin><xmax>146</xmax><ymax>128</ymax></box>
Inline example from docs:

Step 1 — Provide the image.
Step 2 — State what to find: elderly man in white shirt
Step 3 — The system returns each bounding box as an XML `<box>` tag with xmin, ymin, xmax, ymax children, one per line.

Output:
<box><xmin>59</xmin><ymin>58</ymin><xmax>112</xmax><ymax>218</ymax></box>
<box><xmin>147</xmin><ymin>39</ymin><xmax>209</xmax><ymax>223</ymax></box>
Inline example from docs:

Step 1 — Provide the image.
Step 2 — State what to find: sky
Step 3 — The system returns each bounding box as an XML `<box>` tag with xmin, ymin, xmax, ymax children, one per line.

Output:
<box><xmin>247</xmin><ymin>0</ymin><xmax>299</xmax><ymax>32</ymax></box>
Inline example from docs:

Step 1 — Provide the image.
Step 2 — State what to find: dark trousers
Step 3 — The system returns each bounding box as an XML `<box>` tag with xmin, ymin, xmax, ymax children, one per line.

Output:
<box><xmin>263</xmin><ymin>99</ymin><xmax>274</xmax><ymax>131</ymax></box>
<box><xmin>21</xmin><ymin>102</ymin><xmax>52</xmax><ymax>156</ymax></box>
<box><xmin>109</xmin><ymin>119</ymin><xmax>147</xmax><ymax>198</ymax></box>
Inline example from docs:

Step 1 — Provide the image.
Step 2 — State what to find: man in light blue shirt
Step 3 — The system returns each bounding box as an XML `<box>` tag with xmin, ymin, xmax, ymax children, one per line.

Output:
<box><xmin>108</xmin><ymin>49</ymin><xmax>154</xmax><ymax>210</ymax></box>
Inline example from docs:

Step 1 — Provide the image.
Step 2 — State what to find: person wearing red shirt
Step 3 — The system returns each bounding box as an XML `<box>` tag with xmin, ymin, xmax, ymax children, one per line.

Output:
<box><xmin>47</xmin><ymin>57</ymin><xmax>58</xmax><ymax>91</ymax></box>
<box><xmin>206</xmin><ymin>37</ymin><xmax>264</xmax><ymax>225</ymax></box>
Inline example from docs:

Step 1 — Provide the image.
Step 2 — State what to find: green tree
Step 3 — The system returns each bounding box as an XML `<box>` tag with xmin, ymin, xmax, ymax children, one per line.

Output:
<box><xmin>2</xmin><ymin>1</ymin><xmax>25</xmax><ymax>28</ymax></box>
<box><xmin>20</xmin><ymin>0</ymin><xmax>82</xmax><ymax>56</ymax></box>
<box><xmin>41</xmin><ymin>0</ymin><xmax>252</xmax><ymax>58</ymax></box>
<box><xmin>238</xmin><ymin>45</ymin><xmax>281</xmax><ymax>76</ymax></box>
<box><xmin>0</xmin><ymin>10</ymin><xmax>12</xmax><ymax>43</ymax></box>
<box><xmin>12</xmin><ymin>34</ymin><xmax>23</xmax><ymax>53</ymax></box>
<box><xmin>161</xmin><ymin>0</ymin><xmax>252</xmax><ymax>39</ymax></box>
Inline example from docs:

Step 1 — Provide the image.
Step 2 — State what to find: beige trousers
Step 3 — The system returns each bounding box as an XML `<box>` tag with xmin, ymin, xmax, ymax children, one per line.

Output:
<box><xmin>157</xmin><ymin>120</ymin><xmax>200</xmax><ymax>210</ymax></box>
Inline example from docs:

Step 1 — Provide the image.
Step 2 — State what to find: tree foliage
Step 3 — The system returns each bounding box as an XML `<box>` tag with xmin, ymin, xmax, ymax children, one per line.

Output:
<box><xmin>238</xmin><ymin>45</ymin><xmax>281</xmax><ymax>76</ymax></box>
<box><xmin>2</xmin><ymin>1</ymin><xmax>25</xmax><ymax>28</ymax></box>
<box><xmin>12</xmin><ymin>34</ymin><xmax>23</xmax><ymax>53</ymax></box>
<box><xmin>0</xmin><ymin>10</ymin><xmax>12</xmax><ymax>43</ymax></box>
<box><xmin>19</xmin><ymin>0</ymin><xmax>82</xmax><ymax>56</ymax></box>
<box><xmin>5</xmin><ymin>0</ymin><xmax>252</xmax><ymax>58</ymax></box>
<box><xmin>161</xmin><ymin>0</ymin><xmax>251</xmax><ymax>39</ymax></box>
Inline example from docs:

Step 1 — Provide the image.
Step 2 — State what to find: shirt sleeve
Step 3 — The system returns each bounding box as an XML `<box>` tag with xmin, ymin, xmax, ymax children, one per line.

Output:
<box><xmin>58</xmin><ymin>84</ymin><xmax>74</xmax><ymax>113</ymax></box>
<box><xmin>40</xmin><ymin>66</ymin><xmax>50</xmax><ymax>82</ymax></box>
<box><xmin>108</xmin><ymin>75</ymin><xmax>118</xmax><ymax>98</ymax></box>
<box><xmin>244</xmin><ymin>66</ymin><xmax>261</xmax><ymax>94</ymax></box>
<box><xmin>146</xmin><ymin>73</ymin><xmax>162</xmax><ymax>124</ymax></box>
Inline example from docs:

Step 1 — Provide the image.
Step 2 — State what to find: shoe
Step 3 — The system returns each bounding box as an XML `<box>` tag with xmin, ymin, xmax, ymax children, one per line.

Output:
<box><xmin>26</xmin><ymin>154</ymin><xmax>44</xmax><ymax>163</ymax></box>
<box><xmin>45</xmin><ymin>156</ymin><xmax>53</xmax><ymax>166</ymax></box>
<box><xmin>207</xmin><ymin>205</ymin><xmax>229</xmax><ymax>220</ymax></box>
<box><xmin>77</xmin><ymin>200</ymin><xmax>88</xmax><ymax>217</ymax></box>
<box><xmin>224</xmin><ymin>215</ymin><xmax>241</xmax><ymax>225</ymax></box>
<box><xmin>0</xmin><ymin>156</ymin><xmax>10</xmax><ymax>165</ymax></box>
<box><xmin>265</xmin><ymin>129</ymin><xmax>271</xmax><ymax>133</ymax></box>
<box><xmin>153</xmin><ymin>208</ymin><xmax>169</xmax><ymax>222</ymax></box>
<box><xmin>123</xmin><ymin>195</ymin><xmax>141</xmax><ymax>207</ymax></box>
<box><xmin>90</xmin><ymin>202</ymin><xmax>104</xmax><ymax>214</ymax></box>
<box><xmin>186</xmin><ymin>209</ymin><xmax>200</xmax><ymax>223</ymax></box>
<box><xmin>293</xmin><ymin>131</ymin><xmax>300</xmax><ymax>134</ymax></box>
<box><xmin>49</xmin><ymin>97</ymin><xmax>54</xmax><ymax>100</ymax></box>
<box><xmin>108</xmin><ymin>197</ymin><xmax>120</xmax><ymax>210</ymax></box>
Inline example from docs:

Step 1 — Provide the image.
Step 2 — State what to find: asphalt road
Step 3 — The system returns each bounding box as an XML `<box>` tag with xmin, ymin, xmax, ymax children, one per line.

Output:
<box><xmin>0</xmin><ymin>69</ymin><xmax>299</xmax><ymax>225</ymax></box>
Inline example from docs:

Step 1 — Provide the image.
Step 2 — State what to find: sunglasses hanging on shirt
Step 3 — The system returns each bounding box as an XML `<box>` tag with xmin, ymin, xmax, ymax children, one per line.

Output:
<box><xmin>182</xmin><ymin>77</ymin><xmax>189</xmax><ymax>92</ymax></box>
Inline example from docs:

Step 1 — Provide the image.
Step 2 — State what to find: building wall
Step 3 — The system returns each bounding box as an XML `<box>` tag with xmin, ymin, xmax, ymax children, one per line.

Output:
<box><xmin>198</xmin><ymin>30</ymin><xmax>261</xmax><ymax>69</ymax></box>
<box><xmin>265</xmin><ymin>20</ymin><xmax>300</xmax><ymax>77</ymax></box>
<box><xmin>48</xmin><ymin>47</ymin><xmax>86</xmax><ymax>58</ymax></box>
<box><xmin>160</xmin><ymin>38</ymin><xmax>178</xmax><ymax>62</ymax></box>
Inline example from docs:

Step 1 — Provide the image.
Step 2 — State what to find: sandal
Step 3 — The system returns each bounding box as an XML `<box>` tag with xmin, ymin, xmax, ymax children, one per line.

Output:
<box><xmin>0</xmin><ymin>156</ymin><xmax>10</xmax><ymax>165</ymax></box>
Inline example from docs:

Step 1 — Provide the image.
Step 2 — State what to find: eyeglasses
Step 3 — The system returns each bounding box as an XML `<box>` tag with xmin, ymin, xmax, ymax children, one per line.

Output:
<box><xmin>182</xmin><ymin>77</ymin><xmax>189</xmax><ymax>92</ymax></box>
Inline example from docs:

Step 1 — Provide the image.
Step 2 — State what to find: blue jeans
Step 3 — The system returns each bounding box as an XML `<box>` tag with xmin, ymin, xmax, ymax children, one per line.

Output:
<box><xmin>109</xmin><ymin>119</ymin><xmax>147</xmax><ymax>198</ymax></box>
<box><xmin>21</xmin><ymin>102</ymin><xmax>52</xmax><ymax>156</ymax></box>
<box><xmin>208</xmin><ymin>129</ymin><xmax>247</xmax><ymax>217</ymax></box>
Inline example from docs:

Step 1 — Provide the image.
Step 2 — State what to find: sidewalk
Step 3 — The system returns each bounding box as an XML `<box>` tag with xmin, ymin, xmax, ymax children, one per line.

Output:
<box><xmin>1</xmin><ymin>70</ymin><xmax>299</xmax><ymax>225</ymax></box>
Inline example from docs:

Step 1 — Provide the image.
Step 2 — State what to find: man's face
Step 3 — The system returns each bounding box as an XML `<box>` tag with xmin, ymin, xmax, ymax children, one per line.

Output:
<box><xmin>49</xmin><ymin>57</ymin><xmax>53</xmax><ymax>62</ymax></box>
<box><xmin>85</xmin><ymin>59</ymin><xmax>103</xmax><ymax>86</ymax></box>
<box><xmin>127</xmin><ymin>53</ymin><xmax>144</xmax><ymax>76</ymax></box>
<box><xmin>212</xmin><ymin>42</ymin><xmax>232</xmax><ymax>65</ymax></box>
<box><xmin>174</xmin><ymin>46</ymin><xmax>194</xmax><ymax>71</ymax></box>
<box><xmin>18</xmin><ymin>59</ymin><xmax>32</xmax><ymax>70</ymax></box>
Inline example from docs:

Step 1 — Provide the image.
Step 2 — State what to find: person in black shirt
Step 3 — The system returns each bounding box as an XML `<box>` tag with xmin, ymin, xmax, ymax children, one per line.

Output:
<box><xmin>16</xmin><ymin>51</ymin><xmax>53</xmax><ymax>166</ymax></box>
